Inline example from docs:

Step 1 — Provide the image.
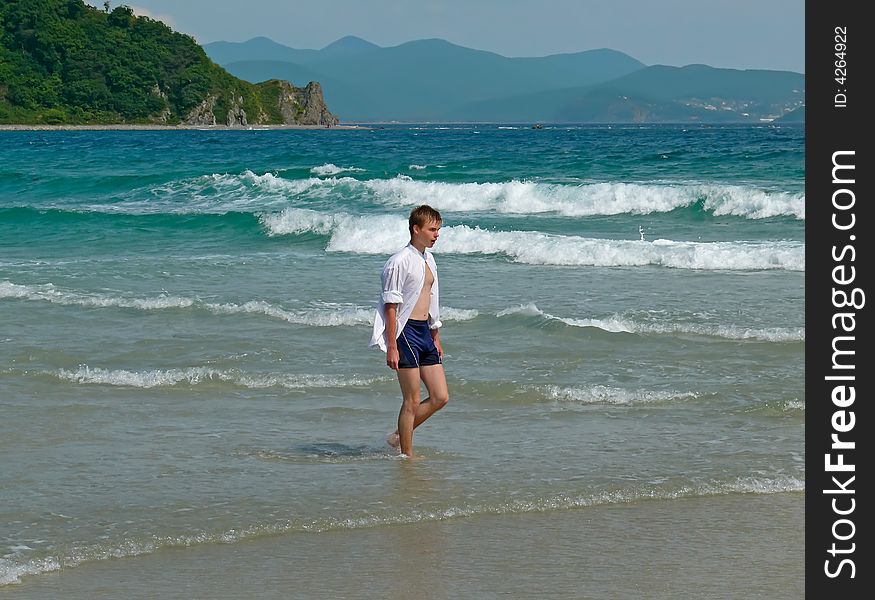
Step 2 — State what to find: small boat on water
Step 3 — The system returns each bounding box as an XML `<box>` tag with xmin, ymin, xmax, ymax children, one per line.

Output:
<box><xmin>532</xmin><ymin>123</ymin><xmax>543</xmax><ymax>129</ymax></box>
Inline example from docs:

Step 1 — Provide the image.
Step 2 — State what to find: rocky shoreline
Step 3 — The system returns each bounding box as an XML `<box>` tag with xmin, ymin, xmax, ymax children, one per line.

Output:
<box><xmin>0</xmin><ymin>123</ymin><xmax>367</xmax><ymax>131</ymax></box>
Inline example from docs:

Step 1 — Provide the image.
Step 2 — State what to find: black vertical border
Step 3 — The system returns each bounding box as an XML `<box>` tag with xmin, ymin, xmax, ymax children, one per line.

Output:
<box><xmin>806</xmin><ymin>1</ymin><xmax>870</xmax><ymax>596</ymax></box>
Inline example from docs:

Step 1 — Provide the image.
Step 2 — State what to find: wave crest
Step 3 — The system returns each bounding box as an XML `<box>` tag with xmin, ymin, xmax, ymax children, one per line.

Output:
<box><xmin>541</xmin><ymin>384</ymin><xmax>704</xmax><ymax>405</ymax></box>
<box><xmin>46</xmin><ymin>172</ymin><xmax>803</xmax><ymax>220</ymax></box>
<box><xmin>2</xmin><ymin>281</ymin><xmax>478</xmax><ymax>329</ymax></box>
<box><xmin>51</xmin><ymin>366</ymin><xmax>386</xmax><ymax>390</ymax></box>
<box><xmin>261</xmin><ymin>210</ymin><xmax>804</xmax><ymax>271</ymax></box>
<box><xmin>310</xmin><ymin>164</ymin><xmax>365</xmax><ymax>176</ymax></box>
<box><xmin>497</xmin><ymin>303</ymin><xmax>804</xmax><ymax>341</ymax></box>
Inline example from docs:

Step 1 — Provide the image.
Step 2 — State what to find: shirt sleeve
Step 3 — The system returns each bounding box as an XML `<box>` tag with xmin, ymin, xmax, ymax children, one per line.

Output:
<box><xmin>380</xmin><ymin>263</ymin><xmax>404</xmax><ymax>304</ymax></box>
<box><xmin>428</xmin><ymin>257</ymin><xmax>441</xmax><ymax>330</ymax></box>
<box><xmin>428</xmin><ymin>284</ymin><xmax>442</xmax><ymax>329</ymax></box>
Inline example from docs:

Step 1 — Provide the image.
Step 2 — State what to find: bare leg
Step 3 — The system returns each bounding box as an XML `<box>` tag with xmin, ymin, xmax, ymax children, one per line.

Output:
<box><xmin>387</xmin><ymin>398</ymin><xmax>430</xmax><ymax>449</ymax></box>
<box><xmin>396</xmin><ymin>367</ymin><xmax>423</xmax><ymax>456</ymax></box>
<box><xmin>390</xmin><ymin>364</ymin><xmax>449</xmax><ymax>454</ymax></box>
<box><xmin>387</xmin><ymin>396</ymin><xmax>442</xmax><ymax>446</ymax></box>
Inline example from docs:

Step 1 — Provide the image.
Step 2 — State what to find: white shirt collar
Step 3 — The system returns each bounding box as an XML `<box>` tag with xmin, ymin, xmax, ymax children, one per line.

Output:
<box><xmin>407</xmin><ymin>242</ymin><xmax>428</xmax><ymax>259</ymax></box>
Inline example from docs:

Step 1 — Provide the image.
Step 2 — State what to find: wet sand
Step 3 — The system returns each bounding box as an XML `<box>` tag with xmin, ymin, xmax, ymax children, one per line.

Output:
<box><xmin>1</xmin><ymin>492</ymin><xmax>803</xmax><ymax>600</ymax></box>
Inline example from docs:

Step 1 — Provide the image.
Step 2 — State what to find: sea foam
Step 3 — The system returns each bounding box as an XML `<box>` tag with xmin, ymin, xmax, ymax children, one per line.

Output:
<box><xmin>310</xmin><ymin>163</ymin><xmax>366</xmax><ymax>176</ymax></box>
<box><xmin>496</xmin><ymin>303</ymin><xmax>805</xmax><ymax>341</ymax></box>
<box><xmin>0</xmin><ymin>474</ymin><xmax>803</xmax><ymax>586</ymax></box>
<box><xmin>68</xmin><ymin>172</ymin><xmax>803</xmax><ymax>220</ymax></box>
<box><xmin>52</xmin><ymin>366</ymin><xmax>387</xmax><ymax>390</ymax></box>
<box><xmin>0</xmin><ymin>281</ymin><xmax>195</xmax><ymax>309</ymax></box>
<box><xmin>260</xmin><ymin>210</ymin><xmax>804</xmax><ymax>271</ymax></box>
<box><xmin>1</xmin><ymin>281</ymin><xmax>476</xmax><ymax>325</ymax></box>
<box><xmin>541</xmin><ymin>384</ymin><xmax>704</xmax><ymax>405</ymax></box>
<box><xmin>350</xmin><ymin>177</ymin><xmax>804</xmax><ymax>219</ymax></box>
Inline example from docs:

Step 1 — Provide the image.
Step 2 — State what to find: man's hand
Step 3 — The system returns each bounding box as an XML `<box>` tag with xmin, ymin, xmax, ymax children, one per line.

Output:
<box><xmin>384</xmin><ymin>303</ymin><xmax>399</xmax><ymax>369</ymax></box>
<box><xmin>386</xmin><ymin>345</ymin><xmax>400</xmax><ymax>370</ymax></box>
<box><xmin>431</xmin><ymin>330</ymin><xmax>443</xmax><ymax>360</ymax></box>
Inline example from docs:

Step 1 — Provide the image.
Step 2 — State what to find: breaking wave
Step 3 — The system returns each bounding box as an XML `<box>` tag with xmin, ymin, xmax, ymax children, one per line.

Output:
<box><xmin>263</xmin><ymin>209</ymin><xmax>804</xmax><ymax>271</ymax></box>
<box><xmin>496</xmin><ymin>303</ymin><xmax>804</xmax><ymax>341</ymax></box>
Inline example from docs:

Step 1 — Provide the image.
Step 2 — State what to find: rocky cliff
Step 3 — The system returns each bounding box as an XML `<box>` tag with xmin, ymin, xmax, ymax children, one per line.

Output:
<box><xmin>179</xmin><ymin>81</ymin><xmax>338</xmax><ymax>127</ymax></box>
<box><xmin>273</xmin><ymin>81</ymin><xmax>339</xmax><ymax>127</ymax></box>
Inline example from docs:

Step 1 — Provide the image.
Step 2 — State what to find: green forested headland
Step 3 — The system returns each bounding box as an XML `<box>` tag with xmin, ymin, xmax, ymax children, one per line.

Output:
<box><xmin>0</xmin><ymin>0</ymin><xmax>337</xmax><ymax>125</ymax></box>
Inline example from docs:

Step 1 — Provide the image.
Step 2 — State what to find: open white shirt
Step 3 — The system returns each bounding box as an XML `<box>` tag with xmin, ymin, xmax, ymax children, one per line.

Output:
<box><xmin>369</xmin><ymin>243</ymin><xmax>442</xmax><ymax>352</ymax></box>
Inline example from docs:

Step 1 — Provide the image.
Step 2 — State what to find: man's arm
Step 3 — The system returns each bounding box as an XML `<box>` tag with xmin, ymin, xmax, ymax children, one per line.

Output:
<box><xmin>385</xmin><ymin>303</ymin><xmax>400</xmax><ymax>370</ymax></box>
<box><xmin>430</xmin><ymin>327</ymin><xmax>443</xmax><ymax>359</ymax></box>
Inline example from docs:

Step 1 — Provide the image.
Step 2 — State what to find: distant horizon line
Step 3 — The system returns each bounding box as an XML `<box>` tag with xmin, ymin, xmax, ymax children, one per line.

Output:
<box><xmin>203</xmin><ymin>35</ymin><xmax>805</xmax><ymax>74</ymax></box>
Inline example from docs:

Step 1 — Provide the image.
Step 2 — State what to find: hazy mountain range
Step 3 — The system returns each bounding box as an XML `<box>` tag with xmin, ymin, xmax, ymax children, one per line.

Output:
<box><xmin>204</xmin><ymin>36</ymin><xmax>805</xmax><ymax>123</ymax></box>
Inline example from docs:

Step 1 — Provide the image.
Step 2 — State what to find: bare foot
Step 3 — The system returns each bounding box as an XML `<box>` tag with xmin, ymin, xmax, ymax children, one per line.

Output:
<box><xmin>386</xmin><ymin>431</ymin><xmax>400</xmax><ymax>449</ymax></box>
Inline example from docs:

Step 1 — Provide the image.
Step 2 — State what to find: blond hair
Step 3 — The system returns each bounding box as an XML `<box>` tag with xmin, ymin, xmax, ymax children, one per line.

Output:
<box><xmin>408</xmin><ymin>205</ymin><xmax>442</xmax><ymax>235</ymax></box>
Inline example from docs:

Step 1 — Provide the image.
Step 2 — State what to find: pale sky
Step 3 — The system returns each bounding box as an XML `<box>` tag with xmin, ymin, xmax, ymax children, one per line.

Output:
<box><xmin>88</xmin><ymin>0</ymin><xmax>804</xmax><ymax>72</ymax></box>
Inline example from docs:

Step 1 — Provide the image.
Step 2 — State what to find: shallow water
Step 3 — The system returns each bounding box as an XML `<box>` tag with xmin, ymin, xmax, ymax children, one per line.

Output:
<box><xmin>0</xmin><ymin>124</ymin><xmax>804</xmax><ymax>589</ymax></box>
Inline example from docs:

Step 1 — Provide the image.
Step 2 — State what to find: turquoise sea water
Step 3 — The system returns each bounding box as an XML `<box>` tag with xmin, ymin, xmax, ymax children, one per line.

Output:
<box><xmin>0</xmin><ymin>124</ymin><xmax>804</xmax><ymax>592</ymax></box>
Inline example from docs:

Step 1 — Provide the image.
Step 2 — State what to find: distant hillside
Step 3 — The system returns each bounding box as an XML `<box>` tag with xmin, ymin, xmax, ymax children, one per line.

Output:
<box><xmin>206</xmin><ymin>37</ymin><xmax>646</xmax><ymax>121</ymax></box>
<box><xmin>774</xmin><ymin>106</ymin><xmax>805</xmax><ymax>122</ymax></box>
<box><xmin>448</xmin><ymin>64</ymin><xmax>805</xmax><ymax>123</ymax></box>
<box><xmin>557</xmin><ymin>64</ymin><xmax>804</xmax><ymax>123</ymax></box>
<box><xmin>0</xmin><ymin>1</ymin><xmax>337</xmax><ymax>125</ymax></box>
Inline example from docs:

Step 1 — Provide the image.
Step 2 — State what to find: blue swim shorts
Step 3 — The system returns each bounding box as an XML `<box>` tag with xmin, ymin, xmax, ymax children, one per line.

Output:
<box><xmin>397</xmin><ymin>319</ymin><xmax>442</xmax><ymax>369</ymax></box>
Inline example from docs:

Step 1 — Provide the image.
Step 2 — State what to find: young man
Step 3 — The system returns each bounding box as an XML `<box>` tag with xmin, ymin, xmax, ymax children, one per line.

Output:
<box><xmin>369</xmin><ymin>205</ymin><xmax>449</xmax><ymax>458</ymax></box>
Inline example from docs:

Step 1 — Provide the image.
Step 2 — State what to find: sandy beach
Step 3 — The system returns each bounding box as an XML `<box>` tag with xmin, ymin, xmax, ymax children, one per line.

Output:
<box><xmin>0</xmin><ymin>123</ymin><xmax>367</xmax><ymax>131</ymax></box>
<box><xmin>0</xmin><ymin>492</ymin><xmax>803</xmax><ymax>600</ymax></box>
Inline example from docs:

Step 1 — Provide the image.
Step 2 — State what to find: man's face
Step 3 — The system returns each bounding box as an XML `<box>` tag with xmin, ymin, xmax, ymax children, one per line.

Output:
<box><xmin>413</xmin><ymin>220</ymin><xmax>441</xmax><ymax>248</ymax></box>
